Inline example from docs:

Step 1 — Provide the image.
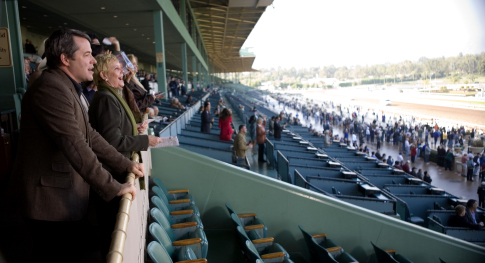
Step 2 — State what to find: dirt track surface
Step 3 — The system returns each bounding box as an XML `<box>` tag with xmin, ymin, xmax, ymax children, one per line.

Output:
<box><xmin>353</xmin><ymin>98</ymin><xmax>485</xmax><ymax>126</ymax></box>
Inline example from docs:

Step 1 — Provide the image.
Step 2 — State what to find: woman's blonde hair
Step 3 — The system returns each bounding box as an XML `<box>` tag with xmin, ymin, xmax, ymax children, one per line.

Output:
<box><xmin>93</xmin><ymin>53</ymin><xmax>119</xmax><ymax>86</ymax></box>
<box><xmin>257</xmin><ymin>118</ymin><xmax>264</xmax><ymax>124</ymax></box>
<box><xmin>126</xmin><ymin>54</ymin><xmax>146</xmax><ymax>91</ymax></box>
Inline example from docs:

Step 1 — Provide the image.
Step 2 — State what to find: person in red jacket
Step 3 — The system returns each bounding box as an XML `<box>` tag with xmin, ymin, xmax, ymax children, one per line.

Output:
<box><xmin>410</xmin><ymin>144</ymin><xmax>417</xmax><ymax>163</ymax></box>
<box><xmin>218</xmin><ymin>108</ymin><xmax>234</xmax><ymax>141</ymax></box>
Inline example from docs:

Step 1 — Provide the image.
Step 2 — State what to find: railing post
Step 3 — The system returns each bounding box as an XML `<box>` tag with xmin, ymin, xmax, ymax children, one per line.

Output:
<box><xmin>106</xmin><ymin>153</ymin><xmax>140</xmax><ymax>263</ymax></box>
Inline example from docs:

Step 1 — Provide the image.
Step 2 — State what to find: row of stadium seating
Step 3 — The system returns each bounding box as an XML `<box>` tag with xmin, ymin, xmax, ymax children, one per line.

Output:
<box><xmin>146</xmin><ymin>177</ymin><xmax>208</xmax><ymax>262</ymax></box>
<box><xmin>226</xmin><ymin>90</ymin><xmax>485</xmax><ymax>244</ymax></box>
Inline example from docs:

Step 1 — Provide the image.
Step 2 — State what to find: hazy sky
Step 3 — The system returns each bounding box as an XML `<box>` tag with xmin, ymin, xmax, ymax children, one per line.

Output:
<box><xmin>243</xmin><ymin>0</ymin><xmax>485</xmax><ymax>70</ymax></box>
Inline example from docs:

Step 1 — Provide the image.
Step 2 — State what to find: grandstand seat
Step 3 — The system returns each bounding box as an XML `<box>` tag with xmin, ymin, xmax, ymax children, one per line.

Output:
<box><xmin>226</xmin><ymin>203</ymin><xmax>268</xmax><ymax>235</ymax></box>
<box><xmin>153</xmin><ymin>177</ymin><xmax>194</xmax><ymax>202</ymax></box>
<box><xmin>150</xmin><ymin>207</ymin><xmax>202</xmax><ymax>240</ymax></box>
<box><xmin>299</xmin><ymin>225</ymin><xmax>358</xmax><ymax>263</ymax></box>
<box><xmin>245</xmin><ymin>240</ymin><xmax>294</xmax><ymax>263</ymax></box>
<box><xmin>402</xmin><ymin>202</ymin><xmax>425</xmax><ymax>225</ymax></box>
<box><xmin>147</xmin><ymin>241</ymin><xmax>207</xmax><ymax>263</ymax></box>
<box><xmin>152</xmin><ymin>186</ymin><xmax>199</xmax><ymax>214</ymax></box>
<box><xmin>371</xmin><ymin>241</ymin><xmax>412</xmax><ymax>263</ymax></box>
<box><xmin>150</xmin><ymin>196</ymin><xmax>203</xmax><ymax>228</ymax></box>
<box><xmin>148</xmin><ymin>222</ymin><xmax>208</xmax><ymax>260</ymax></box>
<box><xmin>235</xmin><ymin>226</ymin><xmax>277</xmax><ymax>253</ymax></box>
<box><xmin>231</xmin><ymin>213</ymin><xmax>268</xmax><ymax>239</ymax></box>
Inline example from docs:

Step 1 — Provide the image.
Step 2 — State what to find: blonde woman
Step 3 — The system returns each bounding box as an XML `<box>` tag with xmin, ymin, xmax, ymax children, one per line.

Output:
<box><xmin>88</xmin><ymin>53</ymin><xmax>162</xmax><ymax>257</ymax></box>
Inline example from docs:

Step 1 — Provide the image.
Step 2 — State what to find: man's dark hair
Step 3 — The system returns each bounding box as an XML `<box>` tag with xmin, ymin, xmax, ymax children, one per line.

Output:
<box><xmin>239</xmin><ymin>125</ymin><xmax>245</xmax><ymax>131</ymax></box>
<box><xmin>466</xmin><ymin>199</ymin><xmax>477</xmax><ymax>208</ymax></box>
<box><xmin>455</xmin><ymin>205</ymin><xmax>465</xmax><ymax>216</ymax></box>
<box><xmin>204</xmin><ymin>101</ymin><xmax>210</xmax><ymax>108</ymax></box>
<box><xmin>45</xmin><ymin>29</ymin><xmax>91</xmax><ymax>69</ymax></box>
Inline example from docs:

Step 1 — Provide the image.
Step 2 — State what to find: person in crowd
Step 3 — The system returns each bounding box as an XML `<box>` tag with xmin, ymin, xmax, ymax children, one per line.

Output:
<box><xmin>387</xmin><ymin>155</ymin><xmax>394</xmax><ymax>166</ymax></box>
<box><xmin>481</xmin><ymin>155</ymin><xmax>485</xmax><ymax>182</ymax></box>
<box><xmin>423</xmin><ymin>171</ymin><xmax>432</xmax><ymax>183</ymax></box>
<box><xmin>25</xmin><ymin>39</ymin><xmax>36</xmax><ymax>54</ymax></box>
<box><xmin>473</xmin><ymin>152</ymin><xmax>481</xmax><ymax>178</ymax></box>
<box><xmin>256</xmin><ymin>117</ymin><xmax>267</xmax><ymax>162</ymax></box>
<box><xmin>437</xmin><ymin>145</ymin><xmax>446</xmax><ymax>167</ymax></box>
<box><xmin>467</xmin><ymin>155</ymin><xmax>475</xmax><ymax>181</ymax></box>
<box><xmin>461</xmin><ymin>153</ymin><xmax>468</xmax><ymax>177</ymax></box>
<box><xmin>169</xmin><ymin>98</ymin><xmax>185</xmax><ymax>109</ymax></box>
<box><xmin>465</xmin><ymin>199</ymin><xmax>484</xmax><ymax>228</ymax></box>
<box><xmin>181</xmin><ymin>80</ymin><xmax>187</xmax><ymax>96</ymax></box>
<box><xmin>88</xmin><ymin>53</ymin><xmax>162</xmax><ymax>256</ymax></box>
<box><xmin>7</xmin><ymin>29</ymin><xmax>144</xmax><ymax>263</ymax></box>
<box><xmin>448</xmin><ymin>205</ymin><xmax>481</xmax><ymax>229</ymax></box>
<box><xmin>416</xmin><ymin>169</ymin><xmax>423</xmax><ymax>180</ymax></box>
<box><xmin>141</xmin><ymin>73</ymin><xmax>151</xmax><ymax>92</ymax></box>
<box><xmin>185</xmin><ymin>94</ymin><xmax>194</xmax><ymax>105</ymax></box>
<box><xmin>218</xmin><ymin>108</ymin><xmax>233</xmax><ymax>141</ymax></box>
<box><xmin>233</xmin><ymin>124</ymin><xmax>252</xmax><ymax>158</ymax></box>
<box><xmin>410</xmin><ymin>144</ymin><xmax>417</xmax><ymax>163</ymax></box>
<box><xmin>269</xmin><ymin>116</ymin><xmax>275</xmax><ymax>135</ymax></box>
<box><xmin>424</xmin><ymin>143</ymin><xmax>431</xmax><ymax>163</ymax></box>
<box><xmin>397</xmin><ymin>152</ymin><xmax>404</xmax><ymax>165</ymax></box>
<box><xmin>126</xmin><ymin>54</ymin><xmax>164</xmax><ymax>112</ymax></box>
<box><xmin>393</xmin><ymin>161</ymin><xmax>403</xmax><ymax>170</ymax></box>
<box><xmin>477</xmin><ymin>182</ymin><xmax>485</xmax><ymax>209</ymax></box>
<box><xmin>410</xmin><ymin>167</ymin><xmax>417</xmax><ymax>177</ymax></box>
<box><xmin>213</xmin><ymin>105</ymin><xmax>220</xmax><ymax>117</ymax></box>
<box><xmin>168</xmin><ymin>77</ymin><xmax>177</xmax><ymax>97</ymax></box>
<box><xmin>444</xmin><ymin>149</ymin><xmax>454</xmax><ymax>171</ymax></box>
<box><xmin>273</xmin><ymin>116</ymin><xmax>286</xmax><ymax>140</ymax></box>
<box><xmin>402</xmin><ymin>160</ymin><xmax>410</xmax><ymax>173</ymax></box>
<box><xmin>248</xmin><ymin>115</ymin><xmax>257</xmax><ymax>154</ymax></box>
<box><xmin>201</xmin><ymin>101</ymin><xmax>213</xmax><ymax>134</ymax></box>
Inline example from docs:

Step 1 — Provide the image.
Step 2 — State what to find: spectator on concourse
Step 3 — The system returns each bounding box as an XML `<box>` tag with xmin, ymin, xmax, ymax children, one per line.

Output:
<box><xmin>465</xmin><ymin>200</ymin><xmax>484</xmax><ymax>228</ymax></box>
<box><xmin>218</xmin><ymin>108</ymin><xmax>233</xmax><ymax>141</ymax></box>
<box><xmin>233</xmin><ymin>124</ymin><xmax>252</xmax><ymax>158</ymax></box>
<box><xmin>256</xmin><ymin>116</ymin><xmax>267</xmax><ymax>162</ymax></box>
<box><xmin>201</xmin><ymin>101</ymin><xmax>213</xmax><ymax>134</ymax></box>
<box><xmin>444</xmin><ymin>149</ymin><xmax>454</xmax><ymax>171</ymax></box>
<box><xmin>477</xmin><ymin>182</ymin><xmax>485</xmax><ymax>209</ymax></box>
<box><xmin>88</xmin><ymin>53</ymin><xmax>162</xmax><ymax>256</ymax></box>
<box><xmin>423</xmin><ymin>171</ymin><xmax>432</xmax><ymax>184</ymax></box>
<box><xmin>7</xmin><ymin>28</ymin><xmax>143</xmax><ymax>263</ymax></box>
<box><xmin>248</xmin><ymin>115</ymin><xmax>257</xmax><ymax>154</ymax></box>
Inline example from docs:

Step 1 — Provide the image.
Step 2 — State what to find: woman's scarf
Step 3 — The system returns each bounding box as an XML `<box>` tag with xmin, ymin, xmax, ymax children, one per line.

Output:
<box><xmin>98</xmin><ymin>82</ymin><xmax>138</xmax><ymax>136</ymax></box>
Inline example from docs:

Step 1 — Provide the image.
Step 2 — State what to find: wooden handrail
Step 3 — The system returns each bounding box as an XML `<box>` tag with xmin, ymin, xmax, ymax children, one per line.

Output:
<box><xmin>176</xmin><ymin>259</ymin><xmax>207</xmax><ymax>263</ymax></box>
<box><xmin>173</xmin><ymin>238</ymin><xmax>202</xmax><ymax>246</ymax></box>
<box><xmin>106</xmin><ymin>153</ymin><xmax>140</xmax><ymax>263</ymax></box>
<box><xmin>326</xmin><ymin>246</ymin><xmax>342</xmax><ymax>253</ymax></box>
<box><xmin>385</xmin><ymin>249</ymin><xmax>396</xmax><ymax>253</ymax></box>
<box><xmin>171</xmin><ymin>209</ymin><xmax>194</xmax><ymax>215</ymax></box>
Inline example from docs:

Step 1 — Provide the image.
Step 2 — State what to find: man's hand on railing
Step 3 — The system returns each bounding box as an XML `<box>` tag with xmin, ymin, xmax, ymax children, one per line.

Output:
<box><xmin>117</xmin><ymin>182</ymin><xmax>137</xmax><ymax>200</ymax></box>
<box><xmin>127</xmin><ymin>162</ymin><xmax>145</xmax><ymax>178</ymax></box>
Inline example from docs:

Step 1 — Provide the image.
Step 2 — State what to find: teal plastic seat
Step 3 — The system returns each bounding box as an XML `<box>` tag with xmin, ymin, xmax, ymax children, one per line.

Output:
<box><xmin>152</xmin><ymin>186</ymin><xmax>200</xmax><ymax>215</ymax></box>
<box><xmin>299</xmin><ymin>225</ymin><xmax>357</xmax><ymax>263</ymax></box>
<box><xmin>149</xmin><ymin>222</ymin><xmax>204</xmax><ymax>260</ymax></box>
<box><xmin>402</xmin><ymin>202</ymin><xmax>424</xmax><ymax>225</ymax></box>
<box><xmin>147</xmin><ymin>241</ymin><xmax>173</xmax><ymax>263</ymax></box>
<box><xmin>371</xmin><ymin>241</ymin><xmax>412</xmax><ymax>263</ymax></box>
<box><xmin>226</xmin><ymin>203</ymin><xmax>267</xmax><ymax>236</ymax></box>
<box><xmin>153</xmin><ymin>177</ymin><xmax>194</xmax><ymax>201</ymax></box>
<box><xmin>245</xmin><ymin>240</ymin><xmax>294</xmax><ymax>263</ymax></box>
<box><xmin>150</xmin><ymin>196</ymin><xmax>204</xmax><ymax>229</ymax></box>
<box><xmin>236</xmin><ymin>226</ymin><xmax>287</xmax><ymax>256</ymax></box>
<box><xmin>231</xmin><ymin>213</ymin><xmax>267</xmax><ymax>238</ymax></box>
<box><xmin>150</xmin><ymin>207</ymin><xmax>207</xmax><ymax>241</ymax></box>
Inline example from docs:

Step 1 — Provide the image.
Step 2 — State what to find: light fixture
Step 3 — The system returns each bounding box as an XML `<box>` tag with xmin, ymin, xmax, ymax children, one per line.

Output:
<box><xmin>113</xmin><ymin>15</ymin><xmax>117</xmax><ymax>18</ymax></box>
<box><xmin>22</xmin><ymin>18</ymin><xmax>26</xmax><ymax>20</ymax></box>
<box><xmin>134</xmin><ymin>29</ymin><xmax>137</xmax><ymax>31</ymax></box>
<box><xmin>147</xmin><ymin>38</ymin><xmax>150</xmax><ymax>40</ymax></box>
<box><xmin>101</xmin><ymin>7</ymin><xmax>105</xmax><ymax>9</ymax></box>
<box><xmin>126</xmin><ymin>23</ymin><xmax>129</xmax><ymax>25</ymax></box>
<box><xmin>64</xmin><ymin>22</ymin><xmax>67</xmax><ymax>25</ymax></box>
<box><xmin>22</xmin><ymin>6</ymin><xmax>26</xmax><ymax>8</ymax></box>
<box><xmin>153</xmin><ymin>42</ymin><xmax>155</xmax><ymax>44</ymax></box>
<box><xmin>44</xmin><ymin>15</ymin><xmax>48</xmax><ymax>17</ymax></box>
<box><xmin>142</xmin><ymin>34</ymin><xmax>144</xmax><ymax>36</ymax></box>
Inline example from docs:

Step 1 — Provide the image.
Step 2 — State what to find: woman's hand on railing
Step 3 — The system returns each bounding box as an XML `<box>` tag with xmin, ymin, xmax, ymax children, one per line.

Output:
<box><xmin>127</xmin><ymin>162</ymin><xmax>145</xmax><ymax>178</ymax></box>
<box><xmin>117</xmin><ymin>182</ymin><xmax>137</xmax><ymax>200</ymax></box>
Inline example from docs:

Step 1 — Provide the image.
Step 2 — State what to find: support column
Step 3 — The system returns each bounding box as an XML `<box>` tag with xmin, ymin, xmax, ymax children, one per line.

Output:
<box><xmin>0</xmin><ymin>0</ymin><xmax>25</xmax><ymax>127</ymax></box>
<box><xmin>180</xmin><ymin>0</ymin><xmax>187</xmax><ymax>26</ymax></box>
<box><xmin>198</xmin><ymin>62</ymin><xmax>202</xmax><ymax>90</ymax></box>
<box><xmin>153</xmin><ymin>10</ymin><xmax>167</xmax><ymax>100</ymax></box>
<box><xmin>192</xmin><ymin>56</ymin><xmax>196</xmax><ymax>92</ymax></box>
<box><xmin>181</xmin><ymin>43</ymin><xmax>188</xmax><ymax>92</ymax></box>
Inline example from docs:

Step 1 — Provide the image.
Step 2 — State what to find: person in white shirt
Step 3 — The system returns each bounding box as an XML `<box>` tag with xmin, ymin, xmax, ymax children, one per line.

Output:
<box><xmin>397</xmin><ymin>152</ymin><xmax>404</xmax><ymax>165</ymax></box>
